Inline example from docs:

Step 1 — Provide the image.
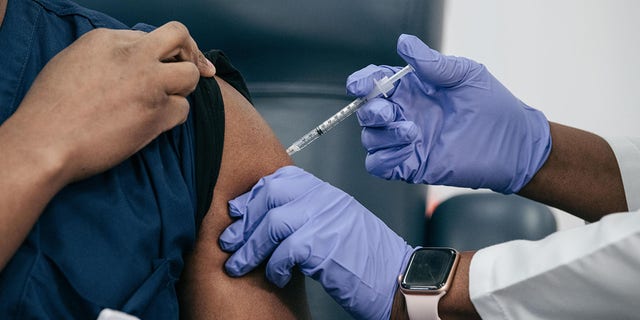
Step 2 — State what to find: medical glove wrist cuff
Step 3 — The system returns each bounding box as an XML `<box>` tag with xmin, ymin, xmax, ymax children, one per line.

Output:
<box><xmin>501</xmin><ymin>106</ymin><xmax>552</xmax><ymax>194</ymax></box>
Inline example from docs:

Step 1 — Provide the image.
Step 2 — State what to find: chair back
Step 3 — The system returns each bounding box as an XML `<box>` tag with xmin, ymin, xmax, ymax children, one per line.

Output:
<box><xmin>427</xmin><ymin>193</ymin><xmax>558</xmax><ymax>252</ymax></box>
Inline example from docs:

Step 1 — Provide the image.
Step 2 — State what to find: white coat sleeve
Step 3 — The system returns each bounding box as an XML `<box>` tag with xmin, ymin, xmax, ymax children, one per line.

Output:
<box><xmin>468</xmin><ymin>136</ymin><xmax>640</xmax><ymax>320</ymax></box>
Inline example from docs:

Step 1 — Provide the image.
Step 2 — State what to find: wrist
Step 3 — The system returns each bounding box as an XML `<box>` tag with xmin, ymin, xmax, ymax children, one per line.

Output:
<box><xmin>521</xmin><ymin>108</ymin><xmax>552</xmax><ymax>190</ymax></box>
<box><xmin>390</xmin><ymin>246</ymin><xmax>419</xmax><ymax>319</ymax></box>
<box><xmin>394</xmin><ymin>250</ymin><xmax>480</xmax><ymax>320</ymax></box>
<box><xmin>381</xmin><ymin>245</ymin><xmax>416</xmax><ymax>320</ymax></box>
<box><xmin>0</xmin><ymin>113</ymin><xmax>70</xmax><ymax>190</ymax></box>
<box><xmin>391</xmin><ymin>286</ymin><xmax>409</xmax><ymax>320</ymax></box>
<box><xmin>438</xmin><ymin>251</ymin><xmax>481</xmax><ymax>320</ymax></box>
<box><xmin>0</xmin><ymin>113</ymin><xmax>72</xmax><ymax>270</ymax></box>
<box><xmin>503</xmin><ymin>107</ymin><xmax>551</xmax><ymax>194</ymax></box>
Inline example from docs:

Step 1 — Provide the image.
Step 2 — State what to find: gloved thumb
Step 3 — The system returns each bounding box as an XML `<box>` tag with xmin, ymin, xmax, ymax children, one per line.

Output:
<box><xmin>397</xmin><ymin>34</ymin><xmax>476</xmax><ymax>88</ymax></box>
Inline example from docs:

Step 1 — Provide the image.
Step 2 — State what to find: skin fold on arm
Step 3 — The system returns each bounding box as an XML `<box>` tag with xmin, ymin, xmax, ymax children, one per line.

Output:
<box><xmin>178</xmin><ymin>76</ymin><xmax>310</xmax><ymax>319</ymax></box>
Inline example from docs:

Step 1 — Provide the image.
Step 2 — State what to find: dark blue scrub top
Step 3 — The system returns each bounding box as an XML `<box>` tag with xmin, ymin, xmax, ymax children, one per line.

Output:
<box><xmin>0</xmin><ymin>0</ymin><xmax>198</xmax><ymax>318</ymax></box>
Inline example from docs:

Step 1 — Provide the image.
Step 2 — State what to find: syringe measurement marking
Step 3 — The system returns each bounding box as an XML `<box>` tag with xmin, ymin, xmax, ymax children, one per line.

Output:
<box><xmin>286</xmin><ymin>64</ymin><xmax>414</xmax><ymax>156</ymax></box>
<box><xmin>311</xmin><ymin>99</ymin><xmax>364</xmax><ymax>140</ymax></box>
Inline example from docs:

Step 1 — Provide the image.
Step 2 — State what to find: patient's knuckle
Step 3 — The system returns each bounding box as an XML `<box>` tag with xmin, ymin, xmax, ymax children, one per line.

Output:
<box><xmin>90</xmin><ymin>27</ymin><xmax>112</xmax><ymax>39</ymax></box>
<box><xmin>165</xmin><ymin>21</ymin><xmax>190</xmax><ymax>40</ymax></box>
<box><xmin>144</xmin><ymin>85</ymin><xmax>169</xmax><ymax>108</ymax></box>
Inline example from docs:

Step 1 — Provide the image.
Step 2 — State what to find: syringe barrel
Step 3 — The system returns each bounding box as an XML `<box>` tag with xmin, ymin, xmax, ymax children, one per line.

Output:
<box><xmin>286</xmin><ymin>64</ymin><xmax>413</xmax><ymax>155</ymax></box>
<box><xmin>316</xmin><ymin>98</ymin><xmax>365</xmax><ymax>132</ymax></box>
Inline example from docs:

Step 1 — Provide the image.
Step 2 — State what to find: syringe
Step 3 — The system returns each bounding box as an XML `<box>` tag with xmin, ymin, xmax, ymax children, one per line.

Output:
<box><xmin>286</xmin><ymin>64</ymin><xmax>414</xmax><ymax>156</ymax></box>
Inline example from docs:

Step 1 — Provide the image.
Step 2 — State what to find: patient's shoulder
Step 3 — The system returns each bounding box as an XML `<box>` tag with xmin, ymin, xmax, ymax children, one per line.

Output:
<box><xmin>179</xmin><ymin>73</ymin><xmax>309</xmax><ymax>319</ymax></box>
<box><xmin>214</xmin><ymin>76</ymin><xmax>292</xmax><ymax>201</ymax></box>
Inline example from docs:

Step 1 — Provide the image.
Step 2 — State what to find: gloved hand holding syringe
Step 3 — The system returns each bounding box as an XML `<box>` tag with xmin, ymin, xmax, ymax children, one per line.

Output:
<box><xmin>286</xmin><ymin>64</ymin><xmax>414</xmax><ymax>156</ymax></box>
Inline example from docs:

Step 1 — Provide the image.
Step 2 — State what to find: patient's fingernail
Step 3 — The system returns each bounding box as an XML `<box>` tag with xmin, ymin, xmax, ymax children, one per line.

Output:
<box><xmin>199</xmin><ymin>53</ymin><xmax>216</xmax><ymax>75</ymax></box>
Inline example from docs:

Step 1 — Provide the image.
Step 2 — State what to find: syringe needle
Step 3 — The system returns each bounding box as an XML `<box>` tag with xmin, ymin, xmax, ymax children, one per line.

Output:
<box><xmin>286</xmin><ymin>65</ymin><xmax>414</xmax><ymax>156</ymax></box>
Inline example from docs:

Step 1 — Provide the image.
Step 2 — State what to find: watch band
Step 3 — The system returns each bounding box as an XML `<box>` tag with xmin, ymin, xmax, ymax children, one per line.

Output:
<box><xmin>402</xmin><ymin>291</ymin><xmax>445</xmax><ymax>320</ymax></box>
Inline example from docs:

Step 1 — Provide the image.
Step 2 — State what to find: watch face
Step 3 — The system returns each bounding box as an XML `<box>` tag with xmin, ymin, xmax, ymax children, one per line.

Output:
<box><xmin>401</xmin><ymin>248</ymin><xmax>457</xmax><ymax>291</ymax></box>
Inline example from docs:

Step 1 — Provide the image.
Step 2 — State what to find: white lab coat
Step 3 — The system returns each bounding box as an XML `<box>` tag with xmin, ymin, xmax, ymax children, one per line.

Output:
<box><xmin>469</xmin><ymin>137</ymin><xmax>640</xmax><ymax>319</ymax></box>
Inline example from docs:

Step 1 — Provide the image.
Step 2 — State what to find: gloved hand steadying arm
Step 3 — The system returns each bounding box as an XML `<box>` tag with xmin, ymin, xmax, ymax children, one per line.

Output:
<box><xmin>347</xmin><ymin>34</ymin><xmax>551</xmax><ymax>194</ymax></box>
<box><xmin>219</xmin><ymin>166</ymin><xmax>415</xmax><ymax>320</ymax></box>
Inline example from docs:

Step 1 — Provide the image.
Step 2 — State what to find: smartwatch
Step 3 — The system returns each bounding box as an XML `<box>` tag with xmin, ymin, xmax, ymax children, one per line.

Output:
<box><xmin>398</xmin><ymin>247</ymin><xmax>459</xmax><ymax>320</ymax></box>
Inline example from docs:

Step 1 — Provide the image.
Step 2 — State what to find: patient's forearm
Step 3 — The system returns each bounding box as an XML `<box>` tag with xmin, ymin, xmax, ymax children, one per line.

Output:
<box><xmin>0</xmin><ymin>120</ymin><xmax>66</xmax><ymax>270</ymax></box>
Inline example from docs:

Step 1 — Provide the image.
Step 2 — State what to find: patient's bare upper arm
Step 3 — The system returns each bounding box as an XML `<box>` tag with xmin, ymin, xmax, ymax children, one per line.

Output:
<box><xmin>179</xmin><ymin>76</ymin><xmax>310</xmax><ymax>319</ymax></box>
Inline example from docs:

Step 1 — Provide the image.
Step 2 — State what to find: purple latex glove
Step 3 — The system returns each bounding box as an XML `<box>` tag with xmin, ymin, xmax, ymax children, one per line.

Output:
<box><xmin>346</xmin><ymin>34</ymin><xmax>551</xmax><ymax>194</ymax></box>
<box><xmin>219</xmin><ymin>166</ymin><xmax>415</xmax><ymax>320</ymax></box>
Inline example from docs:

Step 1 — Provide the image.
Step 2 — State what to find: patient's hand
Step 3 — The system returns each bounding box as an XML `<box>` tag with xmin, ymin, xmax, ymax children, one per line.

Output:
<box><xmin>16</xmin><ymin>23</ymin><xmax>214</xmax><ymax>183</ymax></box>
<box><xmin>178</xmin><ymin>76</ymin><xmax>310</xmax><ymax>319</ymax></box>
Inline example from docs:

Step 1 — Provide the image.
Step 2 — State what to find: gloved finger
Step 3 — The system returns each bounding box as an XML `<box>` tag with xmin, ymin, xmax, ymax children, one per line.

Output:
<box><xmin>221</xmin><ymin>187</ymin><xmax>262</xmax><ymax>252</ymax></box>
<box><xmin>264</xmin><ymin>235</ymin><xmax>311</xmax><ymax>288</ymax></box>
<box><xmin>223</xmin><ymin>166</ymin><xmax>318</xmax><ymax>245</ymax></box>
<box><xmin>219</xmin><ymin>219</ymin><xmax>246</xmax><ymax>252</ymax></box>
<box><xmin>356</xmin><ymin>99</ymin><xmax>404</xmax><ymax>127</ymax></box>
<box><xmin>222</xmin><ymin>177</ymin><xmax>321</xmax><ymax>252</ymax></box>
<box><xmin>219</xmin><ymin>183</ymin><xmax>269</xmax><ymax>252</ymax></box>
<box><xmin>227</xmin><ymin>190</ymin><xmax>253</xmax><ymax>219</ymax></box>
<box><xmin>361</xmin><ymin>122</ymin><xmax>419</xmax><ymax>153</ymax></box>
<box><xmin>346</xmin><ymin>65</ymin><xmax>397</xmax><ymax>97</ymax></box>
<box><xmin>227</xmin><ymin>167</ymin><xmax>295</xmax><ymax>216</ymax></box>
<box><xmin>365</xmin><ymin>145</ymin><xmax>416</xmax><ymax>180</ymax></box>
<box><xmin>397</xmin><ymin>34</ymin><xmax>478</xmax><ymax>88</ymax></box>
<box><xmin>224</xmin><ymin>203</ymin><xmax>310</xmax><ymax>277</ymax></box>
<box><xmin>254</xmin><ymin>166</ymin><xmax>324</xmax><ymax>209</ymax></box>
